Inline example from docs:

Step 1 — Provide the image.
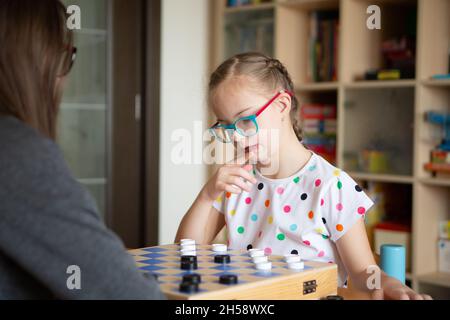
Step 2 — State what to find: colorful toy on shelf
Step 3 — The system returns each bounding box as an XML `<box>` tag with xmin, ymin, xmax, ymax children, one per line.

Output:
<box><xmin>425</xmin><ymin>112</ymin><xmax>450</xmax><ymax>151</ymax></box>
<box><xmin>423</xmin><ymin>111</ymin><xmax>450</xmax><ymax>176</ymax></box>
<box><xmin>431</xmin><ymin>74</ymin><xmax>450</xmax><ymax>80</ymax></box>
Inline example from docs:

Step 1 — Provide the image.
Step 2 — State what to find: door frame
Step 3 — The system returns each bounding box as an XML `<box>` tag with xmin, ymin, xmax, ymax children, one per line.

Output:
<box><xmin>107</xmin><ymin>0</ymin><xmax>161</xmax><ymax>248</ymax></box>
<box><xmin>143</xmin><ymin>0</ymin><xmax>161</xmax><ymax>247</ymax></box>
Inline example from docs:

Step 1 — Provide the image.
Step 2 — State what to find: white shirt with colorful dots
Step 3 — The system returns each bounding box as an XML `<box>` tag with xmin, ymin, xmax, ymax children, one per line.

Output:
<box><xmin>212</xmin><ymin>151</ymin><xmax>374</xmax><ymax>287</ymax></box>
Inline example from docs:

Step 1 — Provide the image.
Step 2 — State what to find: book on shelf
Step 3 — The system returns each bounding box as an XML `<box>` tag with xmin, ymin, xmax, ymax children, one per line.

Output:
<box><xmin>300</xmin><ymin>103</ymin><xmax>336</xmax><ymax>120</ymax></box>
<box><xmin>227</xmin><ymin>0</ymin><xmax>273</xmax><ymax>8</ymax></box>
<box><xmin>300</xmin><ymin>104</ymin><xmax>337</xmax><ymax>164</ymax></box>
<box><xmin>307</xmin><ymin>10</ymin><xmax>339</xmax><ymax>83</ymax></box>
<box><xmin>302</xmin><ymin>119</ymin><xmax>337</xmax><ymax>134</ymax></box>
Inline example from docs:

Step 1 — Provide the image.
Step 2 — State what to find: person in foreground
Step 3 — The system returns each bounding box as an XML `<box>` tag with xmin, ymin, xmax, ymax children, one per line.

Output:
<box><xmin>0</xmin><ymin>0</ymin><xmax>164</xmax><ymax>299</ymax></box>
<box><xmin>176</xmin><ymin>52</ymin><xmax>432</xmax><ymax>300</ymax></box>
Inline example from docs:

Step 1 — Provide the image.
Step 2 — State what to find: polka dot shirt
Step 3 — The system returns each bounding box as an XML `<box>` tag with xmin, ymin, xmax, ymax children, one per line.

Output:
<box><xmin>213</xmin><ymin>151</ymin><xmax>374</xmax><ymax>287</ymax></box>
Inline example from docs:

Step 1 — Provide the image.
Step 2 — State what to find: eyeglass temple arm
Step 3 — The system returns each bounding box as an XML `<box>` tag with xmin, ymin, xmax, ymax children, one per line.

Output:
<box><xmin>255</xmin><ymin>90</ymin><xmax>294</xmax><ymax>117</ymax></box>
<box><xmin>210</xmin><ymin>89</ymin><xmax>294</xmax><ymax>128</ymax></box>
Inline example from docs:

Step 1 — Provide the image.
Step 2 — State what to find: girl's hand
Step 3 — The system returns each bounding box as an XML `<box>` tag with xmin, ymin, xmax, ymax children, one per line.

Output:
<box><xmin>201</xmin><ymin>153</ymin><xmax>257</xmax><ymax>203</ymax></box>
<box><xmin>371</xmin><ymin>276</ymin><xmax>433</xmax><ymax>300</ymax></box>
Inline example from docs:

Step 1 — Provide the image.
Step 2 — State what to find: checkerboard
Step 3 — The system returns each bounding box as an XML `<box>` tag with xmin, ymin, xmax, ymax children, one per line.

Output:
<box><xmin>129</xmin><ymin>244</ymin><xmax>338</xmax><ymax>300</ymax></box>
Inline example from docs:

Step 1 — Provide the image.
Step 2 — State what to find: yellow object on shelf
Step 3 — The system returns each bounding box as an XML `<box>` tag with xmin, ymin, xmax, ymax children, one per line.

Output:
<box><xmin>378</xmin><ymin>70</ymin><xmax>401</xmax><ymax>80</ymax></box>
<box><xmin>440</xmin><ymin>221</ymin><xmax>450</xmax><ymax>240</ymax></box>
<box><xmin>359</xmin><ymin>150</ymin><xmax>389</xmax><ymax>174</ymax></box>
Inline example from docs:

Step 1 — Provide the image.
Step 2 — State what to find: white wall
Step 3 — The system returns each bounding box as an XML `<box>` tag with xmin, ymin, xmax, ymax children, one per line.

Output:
<box><xmin>159</xmin><ymin>0</ymin><xmax>209</xmax><ymax>244</ymax></box>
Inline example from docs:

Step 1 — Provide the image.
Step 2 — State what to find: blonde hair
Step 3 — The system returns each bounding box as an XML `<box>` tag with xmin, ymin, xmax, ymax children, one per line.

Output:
<box><xmin>208</xmin><ymin>52</ymin><xmax>302</xmax><ymax>141</ymax></box>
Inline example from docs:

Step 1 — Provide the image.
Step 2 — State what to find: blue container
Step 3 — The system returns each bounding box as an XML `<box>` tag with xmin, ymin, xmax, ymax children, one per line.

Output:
<box><xmin>380</xmin><ymin>244</ymin><xmax>406</xmax><ymax>284</ymax></box>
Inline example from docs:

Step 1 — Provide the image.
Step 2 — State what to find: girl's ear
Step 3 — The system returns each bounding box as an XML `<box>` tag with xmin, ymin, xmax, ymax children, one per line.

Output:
<box><xmin>277</xmin><ymin>94</ymin><xmax>291</xmax><ymax>114</ymax></box>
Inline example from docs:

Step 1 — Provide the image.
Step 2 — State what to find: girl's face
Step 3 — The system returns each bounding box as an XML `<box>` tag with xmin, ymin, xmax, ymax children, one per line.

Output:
<box><xmin>211</xmin><ymin>76</ymin><xmax>291</xmax><ymax>164</ymax></box>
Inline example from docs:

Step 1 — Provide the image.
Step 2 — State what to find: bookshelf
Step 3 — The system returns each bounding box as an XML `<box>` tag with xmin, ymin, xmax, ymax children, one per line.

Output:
<box><xmin>211</xmin><ymin>0</ymin><xmax>450</xmax><ymax>298</ymax></box>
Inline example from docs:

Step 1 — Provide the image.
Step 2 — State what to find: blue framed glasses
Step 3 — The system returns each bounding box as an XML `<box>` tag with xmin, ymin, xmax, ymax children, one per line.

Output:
<box><xmin>209</xmin><ymin>90</ymin><xmax>293</xmax><ymax>143</ymax></box>
<box><xmin>209</xmin><ymin>115</ymin><xmax>259</xmax><ymax>143</ymax></box>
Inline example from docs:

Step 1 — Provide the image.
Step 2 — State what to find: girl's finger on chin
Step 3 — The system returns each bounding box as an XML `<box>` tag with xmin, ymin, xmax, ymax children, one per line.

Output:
<box><xmin>422</xmin><ymin>294</ymin><xmax>433</xmax><ymax>300</ymax></box>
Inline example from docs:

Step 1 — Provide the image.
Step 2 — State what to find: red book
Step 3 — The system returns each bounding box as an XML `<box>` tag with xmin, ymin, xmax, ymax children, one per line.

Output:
<box><xmin>300</xmin><ymin>104</ymin><xmax>337</xmax><ymax>120</ymax></box>
<box><xmin>374</xmin><ymin>222</ymin><xmax>411</xmax><ymax>233</ymax></box>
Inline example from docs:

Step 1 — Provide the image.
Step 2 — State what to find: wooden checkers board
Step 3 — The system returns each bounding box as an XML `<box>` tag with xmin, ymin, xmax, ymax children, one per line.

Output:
<box><xmin>129</xmin><ymin>244</ymin><xmax>338</xmax><ymax>300</ymax></box>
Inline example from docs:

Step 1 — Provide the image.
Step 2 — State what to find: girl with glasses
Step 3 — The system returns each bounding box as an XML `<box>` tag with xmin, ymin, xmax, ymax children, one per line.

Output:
<box><xmin>176</xmin><ymin>52</ymin><xmax>430</xmax><ymax>300</ymax></box>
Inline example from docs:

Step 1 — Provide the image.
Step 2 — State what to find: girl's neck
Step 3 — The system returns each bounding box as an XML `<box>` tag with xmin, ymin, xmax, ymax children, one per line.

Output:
<box><xmin>257</xmin><ymin>129</ymin><xmax>312</xmax><ymax>180</ymax></box>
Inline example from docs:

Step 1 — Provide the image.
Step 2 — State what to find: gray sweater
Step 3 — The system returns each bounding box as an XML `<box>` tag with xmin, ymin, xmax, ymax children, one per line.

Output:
<box><xmin>0</xmin><ymin>116</ymin><xmax>165</xmax><ymax>300</ymax></box>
